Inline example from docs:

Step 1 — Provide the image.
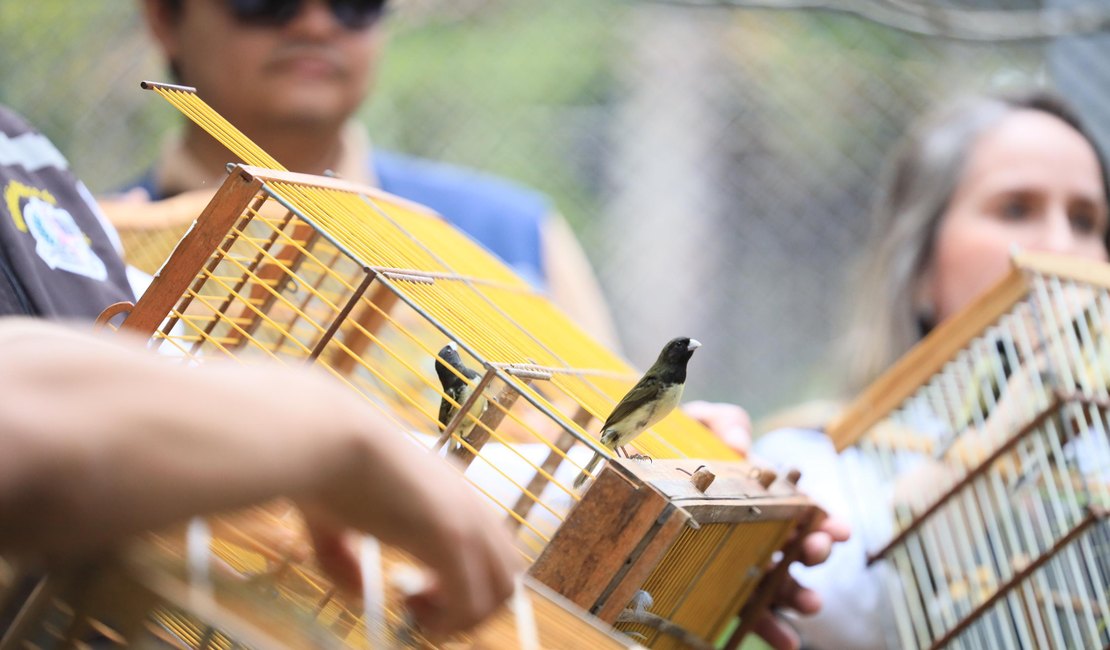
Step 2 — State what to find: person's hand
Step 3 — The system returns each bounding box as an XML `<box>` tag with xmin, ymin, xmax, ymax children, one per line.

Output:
<box><xmin>297</xmin><ymin>413</ymin><xmax>521</xmax><ymax>637</ymax></box>
<box><xmin>685</xmin><ymin>398</ymin><xmax>851</xmax><ymax>648</ymax></box>
<box><xmin>751</xmin><ymin>516</ymin><xmax>851</xmax><ymax>650</ymax></box>
<box><xmin>682</xmin><ymin>400</ymin><xmax>752</xmax><ymax>455</ymax></box>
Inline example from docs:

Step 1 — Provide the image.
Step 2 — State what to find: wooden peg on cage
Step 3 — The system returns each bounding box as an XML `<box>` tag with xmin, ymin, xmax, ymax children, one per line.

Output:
<box><xmin>689</xmin><ymin>466</ymin><xmax>716</xmax><ymax>493</ymax></box>
<box><xmin>753</xmin><ymin>467</ymin><xmax>778</xmax><ymax>489</ymax></box>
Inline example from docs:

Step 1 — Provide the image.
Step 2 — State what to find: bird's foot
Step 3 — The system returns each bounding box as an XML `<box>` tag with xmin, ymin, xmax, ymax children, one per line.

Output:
<box><xmin>629</xmin><ymin>453</ymin><xmax>653</xmax><ymax>463</ymax></box>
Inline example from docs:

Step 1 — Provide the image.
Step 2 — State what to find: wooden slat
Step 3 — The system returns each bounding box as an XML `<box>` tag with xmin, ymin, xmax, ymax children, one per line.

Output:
<box><xmin>509</xmin><ymin>428</ymin><xmax>579</xmax><ymax>530</ymax></box>
<box><xmin>867</xmin><ymin>395</ymin><xmax>1064</xmax><ymax>565</ymax></box>
<box><xmin>528</xmin><ymin>466</ymin><xmax>678</xmax><ymax>612</ymax></box>
<box><xmin>928</xmin><ymin>506</ymin><xmax>1106</xmax><ymax>650</ymax></box>
<box><xmin>827</xmin><ymin>265</ymin><xmax>1029</xmax><ymax>450</ymax></box>
<box><xmin>329</xmin><ymin>281</ymin><xmax>400</xmax><ymax>375</ymax></box>
<box><xmin>450</xmin><ymin>380</ymin><xmax>525</xmax><ymax>469</ymax></box>
<box><xmin>1014</xmin><ymin>249</ymin><xmax>1110</xmax><ymax>291</ymax></box>
<box><xmin>593</xmin><ymin>505</ymin><xmax>688</xmax><ymax>623</ymax></box>
<box><xmin>119</xmin><ymin>172</ymin><xmax>264</xmax><ymax>336</ymax></box>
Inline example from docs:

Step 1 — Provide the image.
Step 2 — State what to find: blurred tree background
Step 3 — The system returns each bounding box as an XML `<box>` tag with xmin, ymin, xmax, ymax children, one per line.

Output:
<box><xmin>2</xmin><ymin>0</ymin><xmax>1109</xmax><ymax>424</ymax></box>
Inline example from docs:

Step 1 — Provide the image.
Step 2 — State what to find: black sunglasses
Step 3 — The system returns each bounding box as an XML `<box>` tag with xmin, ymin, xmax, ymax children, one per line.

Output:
<box><xmin>227</xmin><ymin>0</ymin><xmax>387</xmax><ymax>30</ymax></box>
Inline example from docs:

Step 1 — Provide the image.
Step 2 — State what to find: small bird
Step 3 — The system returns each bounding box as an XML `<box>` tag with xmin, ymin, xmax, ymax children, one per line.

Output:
<box><xmin>574</xmin><ymin>337</ymin><xmax>701</xmax><ymax>488</ymax></box>
<box><xmin>434</xmin><ymin>343</ymin><xmax>488</xmax><ymax>451</ymax></box>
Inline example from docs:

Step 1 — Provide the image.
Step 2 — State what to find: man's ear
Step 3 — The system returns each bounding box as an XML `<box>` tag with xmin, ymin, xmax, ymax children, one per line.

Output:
<box><xmin>140</xmin><ymin>0</ymin><xmax>180</xmax><ymax>60</ymax></box>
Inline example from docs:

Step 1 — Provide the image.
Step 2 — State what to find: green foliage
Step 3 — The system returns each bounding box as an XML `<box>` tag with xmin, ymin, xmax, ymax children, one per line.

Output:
<box><xmin>362</xmin><ymin>0</ymin><xmax>619</xmax><ymax>228</ymax></box>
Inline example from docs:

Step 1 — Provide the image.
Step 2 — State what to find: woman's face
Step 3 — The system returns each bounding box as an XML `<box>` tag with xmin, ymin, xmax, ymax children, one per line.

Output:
<box><xmin>925</xmin><ymin>110</ymin><xmax>1110</xmax><ymax>323</ymax></box>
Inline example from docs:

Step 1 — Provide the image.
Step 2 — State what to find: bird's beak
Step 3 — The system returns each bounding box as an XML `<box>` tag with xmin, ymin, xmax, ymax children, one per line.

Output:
<box><xmin>688</xmin><ymin>339</ymin><xmax>702</xmax><ymax>350</ymax></box>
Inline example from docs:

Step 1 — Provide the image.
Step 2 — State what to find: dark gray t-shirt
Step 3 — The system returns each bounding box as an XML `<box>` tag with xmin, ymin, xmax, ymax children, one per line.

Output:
<box><xmin>0</xmin><ymin>106</ymin><xmax>132</xmax><ymax>318</ymax></box>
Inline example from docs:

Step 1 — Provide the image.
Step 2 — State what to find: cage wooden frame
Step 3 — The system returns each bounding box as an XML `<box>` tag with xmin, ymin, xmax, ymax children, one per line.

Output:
<box><xmin>828</xmin><ymin>252</ymin><xmax>1110</xmax><ymax>650</ymax></box>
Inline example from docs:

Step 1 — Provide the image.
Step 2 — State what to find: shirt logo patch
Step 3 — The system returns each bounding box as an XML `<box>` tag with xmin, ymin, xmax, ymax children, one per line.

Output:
<box><xmin>23</xmin><ymin>196</ymin><xmax>107</xmax><ymax>281</ymax></box>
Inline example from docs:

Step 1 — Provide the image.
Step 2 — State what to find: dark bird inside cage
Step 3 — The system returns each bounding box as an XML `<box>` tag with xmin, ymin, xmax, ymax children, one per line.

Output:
<box><xmin>574</xmin><ymin>337</ymin><xmax>701</xmax><ymax>488</ymax></box>
<box><xmin>435</xmin><ymin>342</ymin><xmax>488</xmax><ymax>451</ymax></box>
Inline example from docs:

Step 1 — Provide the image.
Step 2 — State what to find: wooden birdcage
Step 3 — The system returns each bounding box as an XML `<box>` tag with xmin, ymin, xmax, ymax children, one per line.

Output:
<box><xmin>828</xmin><ymin>253</ymin><xmax>1110</xmax><ymax>650</ymax></box>
<box><xmin>1</xmin><ymin>81</ymin><xmax>819</xmax><ymax>650</ymax></box>
<box><xmin>0</xmin><ymin>529</ymin><xmax>636</xmax><ymax>650</ymax></box>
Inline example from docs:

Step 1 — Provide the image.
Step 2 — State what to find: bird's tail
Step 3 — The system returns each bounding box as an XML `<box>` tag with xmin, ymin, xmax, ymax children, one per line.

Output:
<box><xmin>573</xmin><ymin>452</ymin><xmax>604</xmax><ymax>489</ymax></box>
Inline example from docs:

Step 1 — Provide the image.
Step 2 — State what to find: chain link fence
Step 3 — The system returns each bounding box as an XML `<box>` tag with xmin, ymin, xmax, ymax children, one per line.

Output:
<box><xmin>4</xmin><ymin>0</ymin><xmax>1110</xmax><ymax>421</ymax></box>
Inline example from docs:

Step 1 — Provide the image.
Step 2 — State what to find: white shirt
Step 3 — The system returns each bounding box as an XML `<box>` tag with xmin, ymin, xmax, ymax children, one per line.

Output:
<box><xmin>754</xmin><ymin>427</ymin><xmax>899</xmax><ymax>650</ymax></box>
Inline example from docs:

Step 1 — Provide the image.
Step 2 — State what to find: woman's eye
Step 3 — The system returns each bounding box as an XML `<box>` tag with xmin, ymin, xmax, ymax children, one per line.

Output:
<box><xmin>999</xmin><ymin>198</ymin><xmax>1031</xmax><ymax>221</ymax></box>
<box><xmin>1070</xmin><ymin>212</ymin><xmax>1094</xmax><ymax>234</ymax></box>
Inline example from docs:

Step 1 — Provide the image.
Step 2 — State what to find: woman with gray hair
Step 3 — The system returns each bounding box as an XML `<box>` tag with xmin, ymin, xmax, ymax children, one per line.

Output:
<box><xmin>751</xmin><ymin>88</ymin><xmax>1110</xmax><ymax>649</ymax></box>
<box><xmin>843</xmin><ymin>89</ymin><xmax>1110</xmax><ymax>396</ymax></box>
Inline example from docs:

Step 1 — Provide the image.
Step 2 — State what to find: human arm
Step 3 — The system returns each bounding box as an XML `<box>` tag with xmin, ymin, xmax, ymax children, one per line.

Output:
<box><xmin>0</xmin><ymin>319</ymin><xmax>519</xmax><ymax>635</ymax></box>
<box><xmin>98</xmin><ymin>187</ymin><xmax>216</xmax><ymax>230</ymax></box>
<box><xmin>542</xmin><ymin>213</ymin><xmax>622</xmax><ymax>349</ymax></box>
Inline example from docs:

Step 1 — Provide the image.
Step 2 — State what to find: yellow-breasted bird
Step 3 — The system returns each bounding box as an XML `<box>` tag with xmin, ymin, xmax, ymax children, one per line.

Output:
<box><xmin>574</xmin><ymin>337</ymin><xmax>701</xmax><ymax>488</ymax></box>
<box><xmin>434</xmin><ymin>343</ymin><xmax>488</xmax><ymax>451</ymax></box>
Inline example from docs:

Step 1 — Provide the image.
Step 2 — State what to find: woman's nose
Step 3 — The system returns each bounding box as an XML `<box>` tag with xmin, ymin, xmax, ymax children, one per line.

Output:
<box><xmin>1035</xmin><ymin>207</ymin><xmax>1079</xmax><ymax>254</ymax></box>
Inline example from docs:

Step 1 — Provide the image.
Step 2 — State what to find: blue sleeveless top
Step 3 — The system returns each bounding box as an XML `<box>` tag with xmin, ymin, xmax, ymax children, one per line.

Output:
<box><xmin>128</xmin><ymin>150</ymin><xmax>550</xmax><ymax>289</ymax></box>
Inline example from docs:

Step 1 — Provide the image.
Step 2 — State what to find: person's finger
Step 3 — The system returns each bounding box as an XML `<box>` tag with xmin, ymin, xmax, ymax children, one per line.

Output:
<box><xmin>800</xmin><ymin>530</ymin><xmax>834</xmax><ymax>566</ymax></box>
<box><xmin>410</xmin><ymin>526</ymin><xmax>500</xmax><ymax>635</ymax></box>
<box><xmin>818</xmin><ymin>516</ymin><xmax>851</xmax><ymax>542</ymax></box>
<box><xmin>797</xmin><ymin>515</ymin><xmax>850</xmax><ymax>566</ymax></box>
<box><xmin>752</xmin><ymin>612</ymin><xmax>801</xmax><ymax>650</ymax></box>
<box><xmin>776</xmin><ymin>574</ymin><xmax>822</xmax><ymax>615</ymax></box>
<box><xmin>302</xmin><ymin>509</ymin><xmax>361</xmax><ymax>594</ymax></box>
<box><xmin>405</xmin><ymin>586</ymin><xmax>449</xmax><ymax>635</ymax></box>
<box><xmin>683</xmin><ymin>400</ymin><xmax>752</xmax><ymax>454</ymax></box>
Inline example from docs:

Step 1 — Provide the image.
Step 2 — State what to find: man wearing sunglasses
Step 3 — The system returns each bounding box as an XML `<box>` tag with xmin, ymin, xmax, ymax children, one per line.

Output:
<box><xmin>119</xmin><ymin>5</ymin><xmax>848</xmax><ymax>649</ymax></box>
<box><xmin>128</xmin><ymin>0</ymin><xmax>620</xmax><ymax>347</ymax></box>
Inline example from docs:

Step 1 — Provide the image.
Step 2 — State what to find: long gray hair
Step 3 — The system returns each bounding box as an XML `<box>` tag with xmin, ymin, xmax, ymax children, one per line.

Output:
<box><xmin>840</xmin><ymin>89</ymin><xmax>1110</xmax><ymax>395</ymax></box>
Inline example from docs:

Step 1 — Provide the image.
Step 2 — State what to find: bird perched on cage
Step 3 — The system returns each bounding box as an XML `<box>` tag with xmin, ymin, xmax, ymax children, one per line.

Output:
<box><xmin>574</xmin><ymin>337</ymin><xmax>701</xmax><ymax>488</ymax></box>
<box><xmin>435</xmin><ymin>343</ymin><xmax>489</xmax><ymax>452</ymax></box>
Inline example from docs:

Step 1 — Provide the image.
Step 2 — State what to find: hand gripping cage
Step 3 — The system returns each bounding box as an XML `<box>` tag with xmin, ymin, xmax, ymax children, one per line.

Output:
<box><xmin>0</xmin><ymin>81</ymin><xmax>819</xmax><ymax>649</ymax></box>
<box><xmin>828</xmin><ymin>253</ymin><xmax>1110</xmax><ymax>650</ymax></box>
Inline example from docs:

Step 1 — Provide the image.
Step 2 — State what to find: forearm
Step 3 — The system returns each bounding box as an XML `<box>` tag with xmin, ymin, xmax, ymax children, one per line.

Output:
<box><xmin>99</xmin><ymin>189</ymin><xmax>215</xmax><ymax>230</ymax></box>
<box><xmin>542</xmin><ymin>214</ymin><xmax>621</xmax><ymax>350</ymax></box>
<box><xmin>0</xmin><ymin>326</ymin><xmax>369</xmax><ymax>558</ymax></box>
<box><xmin>0</xmin><ymin>321</ymin><xmax>520</xmax><ymax>635</ymax></box>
